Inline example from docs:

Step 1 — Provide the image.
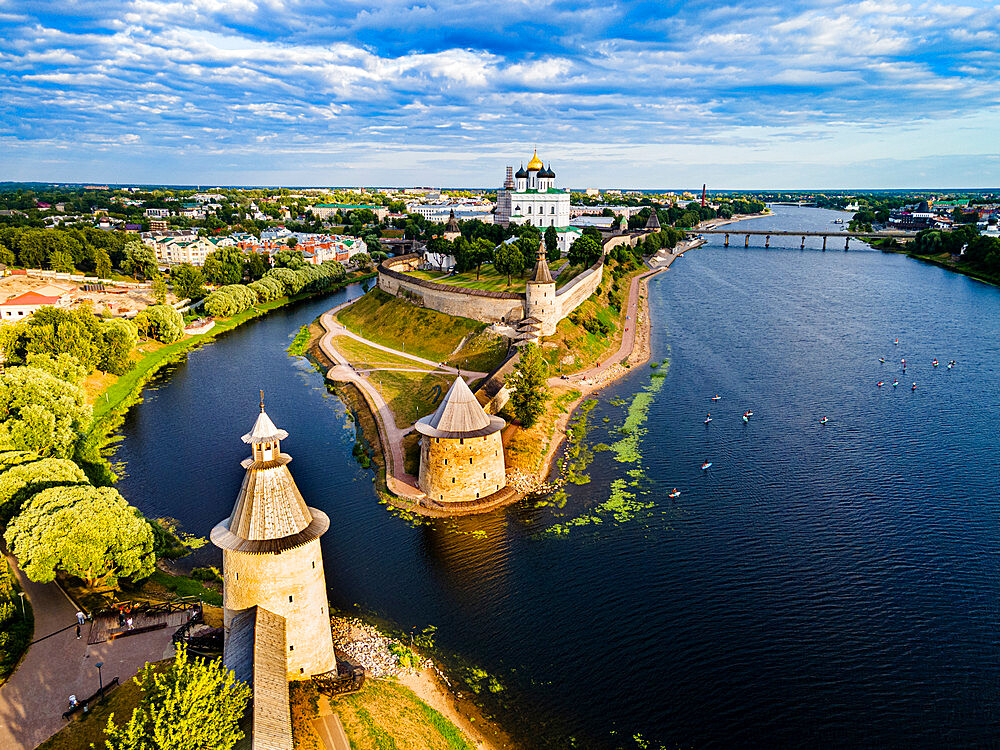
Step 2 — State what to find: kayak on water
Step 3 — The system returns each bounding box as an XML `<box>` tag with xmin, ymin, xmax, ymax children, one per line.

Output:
<box><xmin>704</xmin><ymin>417</ymin><xmax>712</xmax><ymax>424</ymax></box>
<box><xmin>877</xmin><ymin>381</ymin><xmax>884</xmax><ymax>388</ymax></box>
<box><xmin>669</xmin><ymin>489</ymin><xmax>681</xmax><ymax>498</ymax></box>
<box><xmin>879</xmin><ymin>357</ymin><xmax>885</xmax><ymax>364</ymax></box>
<box><xmin>932</xmin><ymin>360</ymin><xmax>939</xmax><ymax>367</ymax></box>
<box><xmin>820</xmin><ymin>417</ymin><xmax>828</xmax><ymax>424</ymax></box>
<box><xmin>742</xmin><ymin>415</ymin><xmax>749</xmax><ymax>423</ymax></box>
<box><xmin>701</xmin><ymin>462</ymin><xmax>712</xmax><ymax>470</ymax></box>
<box><xmin>711</xmin><ymin>395</ymin><xmax>721</xmax><ymax>401</ymax></box>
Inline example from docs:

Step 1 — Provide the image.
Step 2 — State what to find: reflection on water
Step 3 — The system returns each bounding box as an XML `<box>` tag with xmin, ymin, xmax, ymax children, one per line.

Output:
<box><xmin>116</xmin><ymin>212</ymin><xmax>1000</xmax><ymax>747</ymax></box>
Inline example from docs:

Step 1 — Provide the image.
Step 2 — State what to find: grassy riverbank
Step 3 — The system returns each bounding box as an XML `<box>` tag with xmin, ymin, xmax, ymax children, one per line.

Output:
<box><xmin>76</xmin><ymin>272</ymin><xmax>375</xmax><ymax>482</ymax></box>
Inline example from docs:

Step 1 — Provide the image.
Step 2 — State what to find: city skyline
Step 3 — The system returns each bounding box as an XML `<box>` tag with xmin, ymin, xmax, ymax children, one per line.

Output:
<box><xmin>2</xmin><ymin>0</ymin><xmax>1000</xmax><ymax>188</ymax></box>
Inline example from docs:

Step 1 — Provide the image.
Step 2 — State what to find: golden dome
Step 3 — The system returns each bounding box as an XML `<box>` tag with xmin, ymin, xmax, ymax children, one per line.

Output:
<box><xmin>526</xmin><ymin>149</ymin><xmax>544</xmax><ymax>171</ymax></box>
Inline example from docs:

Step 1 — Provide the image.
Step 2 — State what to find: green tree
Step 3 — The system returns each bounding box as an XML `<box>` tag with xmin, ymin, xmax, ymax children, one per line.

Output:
<box><xmin>469</xmin><ymin>237</ymin><xmax>494</xmax><ymax>279</ymax></box>
<box><xmin>25</xmin><ymin>352</ymin><xmax>87</xmax><ymax>385</ymax></box>
<box><xmin>0</xmin><ymin>365</ymin><xmax>91</xmax><ymax>458</ymax></box>
<box><xmin>5</xmin><ymin>484</ymin><xmax>155</xmax><ymax>586</ymax></box>
<box><xmin>95</xmin><ymin>246</ymin><xmax>113</xmax><ymax>279</ymax></box>
<box><xmin>151</xmin><ymin>275</ymin><xmax>168</xmax><ymax>304</ymax></box>
<box><xmin>104</xmin><ymin>644</ymin><xmax>251</xmax><ymax>750</ymax></box>
<box><xmin>286</xmin><ymin>236</ymin><xmax>298</xmax><ymax>248</ymax></box>
<box><xmin>202</xmin><ymin>247</ymin><xmax>244</xmax><ymax>286</ymax></box>
<box><xmin>568</xmin><ymin>235</ymin><xmax>602</xmax><ymax>268</ymax></box>
<box><xmin>170</xmin><ymin>263</ymin><xmax>205</xmax><ymax>301</ymax></box>
<box><xmin>492</xmin><ymin>242</ymin><xmax>524</xmax><ymax>286</ymax></box>
<box><xmin>508</xmin><ymin>343</ymin><xmax>548</xmax><ymax>428</ymax></box>
<box><xmin>134</xmin><ymin>304</ymin><xmax>184</xmax><ymax>344</ymax></box>
<box><xmin>123</xmin><ymin>238</ymin><xmax>158</xmax><ymax>280</ymax></box>
<box><xmin>98</xmin><ymin>319</ymin><xmax>139</xmax><ymax>375</ymax></box>
<box><xmin>273</xmin><ymin>248</ymin><xmax>305</xmax><ymax>270</ymax></box>
<box><xmin>0</xmin><ymin>306</ymin><xmax>102</xmax><ymax>371</ymax></box>
<box><xmin>544</xmin><ymin>225</ymin><xmax>559</xmax><ymax>262</ymax></box>
<box><xmin>243</xmin><ymin>251</ymin><xmax>268</xmax><ymax>282</ymax></box>
<box><xmin>351</xmin><ymin>252</ymin><xmax>373</xmax><ymax>271</ymax></box>
<box><xmin>0</xmin><ymin>458</ymin><xmax>88</xmax><ymax>522</ymax></box>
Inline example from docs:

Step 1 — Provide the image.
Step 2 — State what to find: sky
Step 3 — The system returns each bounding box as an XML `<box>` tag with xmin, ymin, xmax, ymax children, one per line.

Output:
<box><xmin>2</xmin><ymin>0</ymin><xmax>1000</xmax><ymax>189</ymax></box>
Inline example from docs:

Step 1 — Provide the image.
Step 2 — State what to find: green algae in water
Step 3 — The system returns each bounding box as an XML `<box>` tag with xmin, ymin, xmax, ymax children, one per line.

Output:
<box><xmin>561</xmin><ymin>399</ymin><xmax>598</xmax><ymax>485</ymax></box>
<box><xmin>610</xmin><ymin>369</ymin><xmax>668</xmax><ymax>464</ymax></box>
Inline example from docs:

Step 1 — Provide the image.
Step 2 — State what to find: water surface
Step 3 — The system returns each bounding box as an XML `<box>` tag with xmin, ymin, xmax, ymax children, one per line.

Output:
<box><xmin>115</xmin><ymin>207</ymin><xmax>1000</xmax><ymax>747</ymax></box>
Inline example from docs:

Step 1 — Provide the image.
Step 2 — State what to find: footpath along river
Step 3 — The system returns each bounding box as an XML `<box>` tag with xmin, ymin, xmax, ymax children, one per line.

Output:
<box><xmin>115</xmin><ymin>206</ymin><xmax>1000</xmax><ymax>748</ymax></box>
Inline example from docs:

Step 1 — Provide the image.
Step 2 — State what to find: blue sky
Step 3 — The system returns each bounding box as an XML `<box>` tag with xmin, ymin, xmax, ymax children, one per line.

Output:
<box><xmin>2</xmin><ymin>0</ymin><xmax>999</xmax><ymax>188</ymax></box>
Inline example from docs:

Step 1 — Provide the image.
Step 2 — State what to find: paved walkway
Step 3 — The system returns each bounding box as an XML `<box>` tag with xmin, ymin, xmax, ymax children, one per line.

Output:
<box><xmin>319</xmin><ymin>308</ymin><xmax>429</xmax><ymax>501</ymax></box>
<box><xmin>0</xmin><ymin>554</ymin><xmax>176</xmax><ymax>749</ymax></box>
<box><xmin>548</xmin><ymin>264</ymin><xmax>663</xmax><ymax>387</ymax></box>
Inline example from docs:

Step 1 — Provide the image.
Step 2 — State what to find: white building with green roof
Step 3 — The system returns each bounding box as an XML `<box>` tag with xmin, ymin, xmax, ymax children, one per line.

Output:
<box><xmin>497</xmin><ymin>150</ymin><xmax>571</xmax><ymax>229</ymax></box>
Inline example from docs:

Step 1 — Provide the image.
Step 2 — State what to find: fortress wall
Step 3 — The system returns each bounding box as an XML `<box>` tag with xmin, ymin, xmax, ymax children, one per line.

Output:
<box><xmin>222</xmin><ymin>538</ymin><xmax>337</xmax><ymax>680</ymax></box>
<box><xmin>379</xmin><ymin>258</ymin><xmax>525</xmax><ymax>323</ymax></box>
<box><xmin>556</xmin><ymin>260</ymin><xmax>604</xmax><ymax>320</ymax></box>
<box><xmin>418</xmin><ymin>431</ymin><xmax>506</xmax><ymax>503</ymax></box>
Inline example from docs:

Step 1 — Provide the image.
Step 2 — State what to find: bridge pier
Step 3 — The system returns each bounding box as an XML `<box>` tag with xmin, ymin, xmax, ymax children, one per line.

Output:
<box><xmin>845</xmin><ymin>237</ymin><xmax>850</xmax><ymax>251</ymax></box>
<box><xmin>724</xmin><ymin>233</ymin><xmax>729</xmax><ymax>247</ymax></box>
<box><xmin>800</xmin><ymin>236</ymin><xmax>805</xmax><ymax>249</ymax></box>
<box><xmin>745</xmin><ymin>234</ymin><xmax>749</xmax><ymax>248</ymax></box>
<box><xmin>822</xmin><ymin>236</ymin><xmax>827</xmax><ymax>251</ymax></box>
<box><xmin>765</xmin><ymin>235</ymin><xmax>770</xmax><ymax>248</ymax></box>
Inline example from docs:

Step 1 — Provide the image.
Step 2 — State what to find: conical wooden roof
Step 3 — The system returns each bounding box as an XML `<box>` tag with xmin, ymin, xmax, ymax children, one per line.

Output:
<box><xmin>529</xmin><ymin>238</ymin><xmax>553</xmax><ymax>284</ymax></box>
<box><xmin>645</xmin><ymin>209</ymin><xmax>661</xmax><ymax>230</ymax></box>
<box><xmin>415</xmin><ymin>377</ymin><xmax>505</xmax><ymax>439</ymax></box>
<box><xmin>212</xmin><ymin>408</ymin><xmax>329</xmax><ymax>554</ymax></box>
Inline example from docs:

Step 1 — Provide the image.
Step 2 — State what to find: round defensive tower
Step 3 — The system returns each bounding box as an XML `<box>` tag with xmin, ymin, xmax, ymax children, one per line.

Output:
<box><xmin>211</xmin><ymin>401</ymin><xmax>337</xmax><ymax>680</ymax></box>
<box><xmin>524</xmin><ymin>238</ymin><xmax>558</xmax><ymax>336</ymax></box>
<box><xmin>416</xmin><ymin>377</ymin><xmax>507</xmax><ymax>504</ymax></box>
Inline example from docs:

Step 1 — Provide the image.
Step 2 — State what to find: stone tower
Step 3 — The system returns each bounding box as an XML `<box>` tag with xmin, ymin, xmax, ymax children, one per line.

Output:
<box><xmin>417</xmin><ymin>377</ymin><xmax>506</xmax><ymax>504</ymax></box>
<box><xmin>524</xmin><ymin>238</ymin><xmax>558</xmax><ymax>336</ymax></box>
<box><xmin>211</xmin><ymin>400</ymin><xmax>337</xmax><ymax>680</ymax></box>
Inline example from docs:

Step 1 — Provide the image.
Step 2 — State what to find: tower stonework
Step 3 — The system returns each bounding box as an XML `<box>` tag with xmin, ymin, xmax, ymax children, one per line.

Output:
<box><xmin>212</xmin><ymin>405</ymin><xmax>337</xmax><ymax>681</ymax></box>
<box><xmin>417</xmin><ymin>377</ymin><xmax>506</xmax><ymax>504</ymax></box>
<box><xmin>524</xmin><ymin>238</ymin><xmax>558</xmax><ymax>336</ymax></box>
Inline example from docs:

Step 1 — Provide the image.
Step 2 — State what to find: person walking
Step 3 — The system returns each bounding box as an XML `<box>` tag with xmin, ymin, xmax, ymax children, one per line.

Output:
<box><xmin>75</xmin><ymin>611</ymin><xmax>86</xmax><ymax>626</ymax></box>
<box><xmin>75</xmin><ymin>623</ymin><xmax>81</xmax><ymax>639</ymax></box>
<box><xmin>126</xmin><ymin>616</ymin><xmax>134</xmax><ymax>630</ymax></box>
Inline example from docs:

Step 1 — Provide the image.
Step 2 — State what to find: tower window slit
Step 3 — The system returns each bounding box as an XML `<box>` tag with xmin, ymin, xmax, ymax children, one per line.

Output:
<box><xmin>289</xmin><ymin>595</ymin><xmax>293</xmax><ymax>602</ymax></box>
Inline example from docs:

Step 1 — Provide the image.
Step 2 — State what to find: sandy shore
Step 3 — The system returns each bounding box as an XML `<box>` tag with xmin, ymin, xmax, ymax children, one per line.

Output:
<box><xmin>399</xmin><ymin>667</ymin><xmax>515</xmax><ymax>749</ymax></box>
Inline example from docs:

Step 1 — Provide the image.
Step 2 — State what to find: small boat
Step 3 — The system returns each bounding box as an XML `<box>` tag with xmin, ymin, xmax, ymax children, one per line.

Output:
<box><xmin>669</xmin><ymin>489</ymin><xmax>681</xmax><ymax>498</ymax></box>
<box><xmin>701</xmin><ymin>462</ymin><xmax>712</xmax><ymax>470</ymax></box>
<box><xmin>877</xmin><ymin>381</ymin><xmax>883</xmax><ymax>388</ymax></box>
<box><xmin>879</xmin><ymin>357</ymin><xmax>885</xmax><ymax>364</ymax></box>
<box><xmin>711</xmin><ymin>395</ymin><xmax>721</xmax><ymax>401</ymax></box>
<box><xmin>820</xmin><ymin>417</ymin><xmax>828</xmax><ymax>424</ymax></box>
<box><xmin>744</xmin><ymin>410</ymin><xmax>754</xmax><ymax>417</ymax></box>
<box><xmin>911</xmin><ymin>382</ymin><xmax>917</xmax><ymax>391</ymax></box>
<box><xmin>892</xmin><ymin>379</ymin><xmax>898</xmax><ymax>387</ymax></box>
<box><xmin>947</xmin><ymin>363</ymin><xmax>953</xmax><ymax>369</ymax></box>
<box><xmin>742</xmin><ymin>415</ymin><xmax>749</xmax><ymax>423</ymax></box>
<box><xmin>704</xmin><ymin>417</ymin><xmax>713</xmax><ymax>424</ymax></box>
<box><xmin>932</xmin><ymin>360</ymin><xmax>939</xmax><ymax>367</ymax></box>
<box><xmin>894</xmin><ymin>338</ymin><xmax>899</xmax><ymax>345</ymax></box>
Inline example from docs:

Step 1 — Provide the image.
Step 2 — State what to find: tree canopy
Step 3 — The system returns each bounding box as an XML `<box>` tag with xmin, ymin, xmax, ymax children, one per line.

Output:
<box><xmin>4</xmin><ymin>484</ymin><xmax>155</xmax><ymax>586</ymax></box>
<box><xmin>203</xmin><ymin>246</ymin><xmax>245</xmax><ymax>286</ymax></box>
<box><xmin>492</xmin><ymin>242</ymin><xmax>525</xmax><ymax>286</ymax></box>
<box><xmin>134</xmin><ymin>304</ymin><xmax>184</xmax><ymax>344</ymax></box>
<box><xmin>508</xmin><ymin>342</ymin><xmax>548</xmax><ymax>428</ymax></box>
<box><xmin>170</xmin><ymin>263</ymin><xmax>205</xmax><ymax>301</ymax></box>
<box><xmin>568</xmin><ymin>235</ymin><xmax>602</xmax><ymax>268</ymax></box>
<box><xmin>0</xmin><ymin>457</ymin><xmax>88</xmax><ymax>521</ymax></box>
<box><xmin>104</xmin><ymin>644</ymin><xmax>252</xmax><ymax>750</ymax></box>
<box><xmin>0</xmin><ymin>365</ymin><xmax>90</xmax><ymax>458</ymax></box>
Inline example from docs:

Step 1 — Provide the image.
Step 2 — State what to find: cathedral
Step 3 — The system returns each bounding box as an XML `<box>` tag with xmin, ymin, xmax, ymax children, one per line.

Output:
<box><xmin>496</xmin><ymin>149</ymin><xmax>571</xmax><ymax>229</ymax></box>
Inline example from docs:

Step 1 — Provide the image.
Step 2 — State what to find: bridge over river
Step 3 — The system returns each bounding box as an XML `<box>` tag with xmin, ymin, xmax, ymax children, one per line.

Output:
<box><xmin>697</xmin><ymin>228</ymin><xmax>914</xmax><ymax>250</ymax></box>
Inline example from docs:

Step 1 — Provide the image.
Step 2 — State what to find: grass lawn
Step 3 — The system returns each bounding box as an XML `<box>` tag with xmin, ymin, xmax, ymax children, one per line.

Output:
<box><xmin>37</xmin><ymin>660</ymin><xmax>173</xmax><ymax>750</ymax></box>
<box><xmin>334</xmin><ymin>336</ymin><xmax>433</xmax><ymax>369</ymax></box>
<box><xmin>373</xmin><ymin>369</ymin><xmax>458</xmax><ymax>428</ymax></box>
<box><xmin>304</xmin><ymin>679</ymin><xmax>474</xmax><ymax>750</ymax></box>
<box><xmin>503</xmin><ymin>387</ymin><xmax>580</xmax><ymax>475</ymax></box>
<box><xmin>337</xmin><ymin>289</ymin><xmax>507</xmax><ymax>373</ymax></box>
<box><xmin>407</xmin><ymin>258</ymin><xmax>570</xmax><ymax>293</ymax></box>
<box><xmin>537</xmin><ymin>258</ymin><xmax>642</xmax><ymax>376</ymax></box>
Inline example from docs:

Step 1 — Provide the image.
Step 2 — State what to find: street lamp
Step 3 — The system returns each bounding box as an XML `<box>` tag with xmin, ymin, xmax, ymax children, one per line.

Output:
<box><xmin>17</xmin><ymin>592</ymin><xmax>25</xmax><ymax>618</ymax></box>
<box><xmin>96</xmin><ymin>662</ymin><xmax>104</xmax><ymax>693</ymax></box>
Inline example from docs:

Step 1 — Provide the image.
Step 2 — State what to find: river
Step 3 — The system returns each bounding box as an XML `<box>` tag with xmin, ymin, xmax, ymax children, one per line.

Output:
<box><xmin>115</xmin><ymin>206</ymin><xmax>1000</xmax><ymax>748</ymax></box>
